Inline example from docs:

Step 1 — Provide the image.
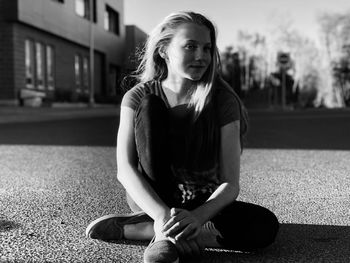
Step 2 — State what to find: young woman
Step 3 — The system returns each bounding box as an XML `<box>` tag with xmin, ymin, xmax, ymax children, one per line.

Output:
<box><xmin>86</xmin><ymin>11</ymin><xmax>279</xmax><ymax>263</ymax></box>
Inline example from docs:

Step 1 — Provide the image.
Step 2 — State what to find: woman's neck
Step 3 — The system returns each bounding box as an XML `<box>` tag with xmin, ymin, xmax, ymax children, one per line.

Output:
<box><xmin>161</xmin><ymin>76</ymin><xmax>194</xmax><ymax>106</ymax></box>
<box><xmin>162</xmin><ymin>76</ymin><xmax>193</xmax><ymax>94</ymax></box>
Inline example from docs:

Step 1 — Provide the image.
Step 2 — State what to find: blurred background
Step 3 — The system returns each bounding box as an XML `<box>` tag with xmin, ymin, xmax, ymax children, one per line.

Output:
<box><xmin>1</xmin><ymin>0</ymin><xmax>350</xmax><ymax>110</ymax></box>
<box><xmin>1</xmin><ymin>2</ymin><xmax>350</xmax><ymax>262</ymax></box>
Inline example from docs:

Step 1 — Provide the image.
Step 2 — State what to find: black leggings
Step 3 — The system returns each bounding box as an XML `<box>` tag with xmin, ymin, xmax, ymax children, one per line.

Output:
<box><xmin>126</xmin><ymin>94</ymin><xmax>279</xmax><ymax>252</ymax></box>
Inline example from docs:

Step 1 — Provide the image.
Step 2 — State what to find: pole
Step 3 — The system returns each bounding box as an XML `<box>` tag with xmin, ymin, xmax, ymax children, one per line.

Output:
<box><xmin>281</xmin><ymin>68</ymin><xmax>286</xmax><ymax>109</ymax></box>
<box><xmin>89</xmin><ymin>0</ymin><xmax>95</xmax><ymax>106</ymax></box>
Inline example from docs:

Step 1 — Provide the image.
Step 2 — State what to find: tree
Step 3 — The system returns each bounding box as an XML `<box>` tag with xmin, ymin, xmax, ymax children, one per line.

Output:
<box><xmin>318</xmin><ymin>11</ymin><xmax>350</xmax><ymax>106</ymax></box>
<box><xmin>235</xmin><ymin>31</ymin><xmax>268</xmax><ymax>91</ymax></box>
<box><xmin>265</xmin><ymin>15</ymin><xmax>331</xmax><ymax>108</ymax></box>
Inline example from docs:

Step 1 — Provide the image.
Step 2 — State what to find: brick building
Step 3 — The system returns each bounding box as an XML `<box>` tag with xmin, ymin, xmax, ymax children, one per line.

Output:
<box><xmin>0</xmin><ymin>0</ymin><xmax>126</xmax><ymax>106</ymax></box>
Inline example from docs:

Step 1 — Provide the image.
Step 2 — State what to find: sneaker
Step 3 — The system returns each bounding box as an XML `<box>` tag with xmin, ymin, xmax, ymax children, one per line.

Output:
<box><xmin>86</xmin><ymin>212</ymin><xmax>152</xmax><ymax>240</ymax></box>
<box><xmin>144</xmin><ymin>239</ymin><xmax>179</xmax><ymax>263</ymax></box>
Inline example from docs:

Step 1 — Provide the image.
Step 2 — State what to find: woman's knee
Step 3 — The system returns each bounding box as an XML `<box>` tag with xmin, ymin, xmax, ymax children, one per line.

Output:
<box><xmin>134</xmin><ymin>94</ymin><xmax>168</xmax><ymax>146</ymax></box>
<box><xmin>240</xmin><ymin>203</ymin><xmax>279</xmax><ymax>249</ymax></box>
<box><xmin>212</xmin><ymin>201</ymin><xmax>279</xmax><ymax>251</ymax></box>
<box><xmin>255</xmin><ymin>206</ymin><xmax>279</xmax><ymax>248</ymax></box>
<box><xmin>134</xmin><ymin>94</ymin><xmax>169</xmax><ymax>162</ymax></box>
<box><xmin>135</xmin><ymin>94</ymin><xmax>168</xmax><ymax>123</ymax></box>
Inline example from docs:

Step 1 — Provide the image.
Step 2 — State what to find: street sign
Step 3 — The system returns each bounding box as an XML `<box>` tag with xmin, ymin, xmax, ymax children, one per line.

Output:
<box><xmin>277</xmin><ymin>52</ymin><xmax>290</xmax><ymax>66</ymax></box>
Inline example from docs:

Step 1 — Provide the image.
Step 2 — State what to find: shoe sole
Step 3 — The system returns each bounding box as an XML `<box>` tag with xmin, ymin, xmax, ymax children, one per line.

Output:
<box><xmin>144</xmin><ymin>254</ymin><xmax>179</xmax><ymax>263</ymax></box>
<box><xmin>85</xmin><ymin>212</ymin><xmax>152</xmax><ymax>239</ymax></box>
<box><xmin>144</xmin><ymin>259</ymin><xmax>178</xmax><ymax>263</ymax></box>
<box><xmin>144</xmin><ymin>239</ymin><xmax>179</xmax><ymax>263</ymax></box>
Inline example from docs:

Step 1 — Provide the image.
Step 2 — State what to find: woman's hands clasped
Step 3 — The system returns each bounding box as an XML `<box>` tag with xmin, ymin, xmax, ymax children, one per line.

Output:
<box><xmin>163</xmin><ymin>208</ymin><xmax>202</xmax><ymax>240</ymax></box>
<box><xmin>159</xmin><ymin>207</ymin><xmax>204</xmax><ymax>256</ymax></box>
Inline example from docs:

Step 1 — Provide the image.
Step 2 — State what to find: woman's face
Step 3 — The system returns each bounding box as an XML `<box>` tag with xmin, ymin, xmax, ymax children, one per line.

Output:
<box><xmin>164</xmin><ymin>22</ymin><xmax>212</xmax><ymax>82</ymax></box>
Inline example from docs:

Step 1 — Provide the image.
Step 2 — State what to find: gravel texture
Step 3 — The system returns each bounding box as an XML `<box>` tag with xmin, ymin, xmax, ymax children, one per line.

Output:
<box><xmin>1</xmin><ymin>146</ymin><xmax>349</xmax><ymax>262</ymax></box>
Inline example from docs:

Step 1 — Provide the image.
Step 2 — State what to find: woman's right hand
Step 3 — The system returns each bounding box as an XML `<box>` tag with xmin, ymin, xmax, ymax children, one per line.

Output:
<box><xmin>153</xmin><ymin>212</ymin><xmax>204</xmax><ymax>257</ymax></box>
<box><xmin>162</xmin><ymin>208</ymin><xmax>202</xmax><ymax>240</ymax></box>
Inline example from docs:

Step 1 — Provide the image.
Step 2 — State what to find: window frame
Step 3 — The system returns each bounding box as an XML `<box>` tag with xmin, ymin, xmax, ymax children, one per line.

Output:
<box><xmin>74</xmin><ymin>54</ymin><xmax>82</xmax><ymax>90</ymax></box>
<box><xmin>25</xmin><ymin>39</ymin><xmax>57</xmax><ymax>91</ymax></box>
<box><xmin>35</xmin><ymin>41</ymin><xmax>45</xmax><ymax>90</ymax></box>
<box><xmin>25</xmin><ymin>39</ymin><xmax>35</xmax><ymax>89</ymax></box>
<box><xmin>75</xmin><ymin>0</ymin><xmax>97</xmax><ymax>23</ymax></box>
<box><xmin>46</xmin><ymin>45</ymin><xmax>55</xmax><ymax>91</ymax></box>
<box><xmin>104</xmin><ymin>5</ymin><xmax>120</xmax><ymax>35</ymax></box>
<box><xmin>83</xmin><ymin>56</ymin><xmax>89</xmax><ymax>93</ymax></box>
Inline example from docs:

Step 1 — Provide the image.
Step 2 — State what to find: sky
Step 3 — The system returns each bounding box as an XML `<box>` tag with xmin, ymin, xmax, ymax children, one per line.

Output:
<box><xmin>124</xmin><ymin>0</ymin><xmax>350</xmax><ymax>51</ymax></box>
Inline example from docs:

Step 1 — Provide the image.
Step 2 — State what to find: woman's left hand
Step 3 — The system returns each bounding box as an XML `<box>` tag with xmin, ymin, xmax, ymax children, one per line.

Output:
<box><xmin>162</xmin><ymin>208</ymin><xmax>202</xmax><ymax>240</ymax></box>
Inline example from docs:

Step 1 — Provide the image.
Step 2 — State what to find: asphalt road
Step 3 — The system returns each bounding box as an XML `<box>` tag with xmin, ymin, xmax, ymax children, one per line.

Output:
<box><xmin>1</xmin><ymin>107</ymin><xmax>349</xmax><ymax>149</ymax></box>
<box><xmin>0</xmin><ymin>107</ymin><xmax>350</xmax><ymax>262</ymax></box>
<box><xmin>246</xmin><ymin>109</ymin><xmax>350</xmax><ymax>150</ymax></box>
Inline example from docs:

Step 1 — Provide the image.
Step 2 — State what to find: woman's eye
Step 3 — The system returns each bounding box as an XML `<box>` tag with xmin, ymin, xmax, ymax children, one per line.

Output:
<box><xmin>185</xmin><ymin>44</ymin><xmax>196</xmax><ymax>50</ymax></box>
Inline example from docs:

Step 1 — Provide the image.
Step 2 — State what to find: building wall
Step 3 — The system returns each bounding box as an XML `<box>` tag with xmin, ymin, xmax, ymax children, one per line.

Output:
<box><xmin>12</xmin><ymin>23</ymin><xmax>105</xmax><ymax>101</ymax></box>
<box><xmin>17</xmin><ymin>0</ymin><xmax>125</xmax><ymax>64</ymax></box>
<box><xmin>0</xmin><ymin>0</ymin><xmax>126</xmax><ymax>104</ymax></box>
<box><xmin>0</xmin><ymin>0</ymin><xmax>18</xmax><ymax>21</ymax></box>
<box><xmin>125</xmin><ymin>25</ymin><xmax>148</xmax><ymax>70</ymax></box>
<box><xmin>0</xmin><ymin>24</ymin><xmax>15</xmax><ymax>101</ymax></box>
<box><xmin>0</xmin><ymin>1</ymin><xmax>16</xmax><ymax>102</ymax></box>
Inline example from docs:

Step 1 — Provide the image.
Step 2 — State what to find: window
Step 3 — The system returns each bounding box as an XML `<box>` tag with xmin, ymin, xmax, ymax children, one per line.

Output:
<box><xmin>25</xmin><ymin>39</ymin><xmax>56</xmax><ymax>91</ymax></box>
<box><xmin>83</xmin><ymin>57</ymin><xmax>89</xmax><ymax>93</ymax></box>
<box><xmin>35</xmin><ymin>42</ymin><xmax>45</xmax><ymax>90</ymax></box>
<box><xmin>75</xmin><ymin>0</ymin><xmax>85</xmax><ymax>17</ymax></box>
<box><xmin>75</xmin><ymin>0</ymin><xmax>96</xmax><ymax>22</ymax></box>
<box><xmin>75</xmin><ymin>54</ymin><xmax>90</xmax><ymax>93</ymax></box>
<box><xmin>108</xmin><ymin>65</ymin><xmax>120</xmax><ymax>95</ymax></box>
<box><xmin>46</xmin><ymin>45</ymin><xmax>55</xmax><ymax>90</ymax></box>
<box><xmin>25</xmin><ymin>40</ymin><xmax>34</xmax><ymax>88</ymax></box>
<box><xmin>75</xmin><ymin>55</ymin><xmax>82</xmax><ymax>88</ymax></box>
<box><xmin>104</xmin><ymin>5</ymin><xmax>119</xmax><ymax>35</ymax></box>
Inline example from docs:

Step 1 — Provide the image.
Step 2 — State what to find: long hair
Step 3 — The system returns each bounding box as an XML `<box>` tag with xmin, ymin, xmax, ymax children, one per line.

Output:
<box><xmin>134</xmin><ymin>11</ymin><xmax>249</xmax><ymax>150</ymax></box>
<box><xmin>135</xmin><ymin>11</ymin><xmax>220</xmax><ymax>116</ymax></box>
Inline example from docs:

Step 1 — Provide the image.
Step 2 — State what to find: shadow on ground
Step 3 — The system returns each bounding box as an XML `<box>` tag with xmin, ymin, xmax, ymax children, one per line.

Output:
<box><xmin>102</xmin><ymin>223</ymin><xmax>350</xmax><ymax>262</ymax></box>
<box><xmin>0</xmin><ymin>220</ymin><xmax>21</xmax><ymax>232</ymax></box>
<box><xmin>190</xmin><ymin>223</ymin><xmax>350</xmax><ymax>262</ymax></box>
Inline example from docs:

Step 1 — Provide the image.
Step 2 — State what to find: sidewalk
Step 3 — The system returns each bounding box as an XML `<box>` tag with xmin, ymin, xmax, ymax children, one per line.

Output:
<box><xmin>0</xmin><ymin>104</ymin><xmax>120</xmax><ymax>124</ymax></box>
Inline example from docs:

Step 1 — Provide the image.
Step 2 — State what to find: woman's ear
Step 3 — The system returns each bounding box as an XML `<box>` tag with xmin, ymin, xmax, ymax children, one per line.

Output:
<box><xmin>158</xmin><ymin>46</ymin><xmax>168</xmax><ymax>60</ymax></box>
